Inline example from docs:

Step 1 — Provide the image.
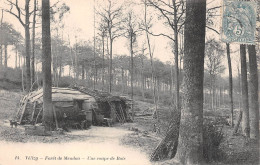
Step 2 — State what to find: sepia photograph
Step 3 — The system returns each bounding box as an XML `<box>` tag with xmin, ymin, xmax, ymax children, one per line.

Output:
<box><xmin>0</xmin><ymin>0</ymin><xmax>259</xmax><ymax>164</ymax></box>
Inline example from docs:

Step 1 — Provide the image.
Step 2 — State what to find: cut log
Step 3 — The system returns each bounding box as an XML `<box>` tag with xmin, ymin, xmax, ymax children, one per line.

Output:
<box><xmin>19</xmin><ymin>98</ymin><xmax>29</xmax><ymax>124</ymax></box>
<box><xmin>53</xmin><ymin>106</ymin><xmax>59</xmax><ymax>129</ymax></box>
<box><xmin>31</xmin><ymin>102</ymin><xmax>37</xmax><ymax>122</ymax></box>
<box><xmin>150</xmin><ymin>110</ymin><xmax>180</xmax><ymax>161</ymax></box>
<box><xmin>35</xmin><ymin>107</ymin><xmax>43</xmax><ymax>124</ymax></box>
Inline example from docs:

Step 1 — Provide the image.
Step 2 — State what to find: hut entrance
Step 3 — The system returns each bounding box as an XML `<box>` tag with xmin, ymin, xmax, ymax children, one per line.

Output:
<box><xmin>74</xmin><ymin>99</ymin><xmax>84</xmax><ymax>111</ymax></box>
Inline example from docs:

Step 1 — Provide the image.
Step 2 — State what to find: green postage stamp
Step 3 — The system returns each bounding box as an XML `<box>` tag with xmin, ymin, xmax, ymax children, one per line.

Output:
<box><xmin>221</xmin><ymin>0</ymin><xmax>257</xmax><ymax>44</ymax></box>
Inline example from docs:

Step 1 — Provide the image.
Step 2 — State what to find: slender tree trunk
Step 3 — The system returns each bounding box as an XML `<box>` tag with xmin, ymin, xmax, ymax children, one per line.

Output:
<box><xmin>42</xmin><ymin>0</ymin><xmax>53</xmax><ymax>131</ymax></box>
<box><xmin>106</xmin><ymin>35</ymin><xmax>110</xmax><ymax>90</ymax></box>
<box><xmin>130</xmin><ymin>32</ymin><xmax>134</xmax><ymax>120</ymax></box>
<box><xmin>234</xmin><ymin>64</ymin><xmax>242</xmax><ymax>134</ymax></box>
<box><xmin>0</xmin><ymin>45</ymin><xmax>2</xmax><ymax>68</ymax></box>
<box><xmin>18</xmin><ymin>53</ymin><xmax>21</xmax><ymax>68</ymax></box>
<box><xmin>93</xmin><ymin>3</ymin><xmax>96</xmax><ymax>90</ymax></box>
<box><xmin>240</xmin><ymin>44</ymin><xmax>250</xmax><ymax>137</ymax></box>
<box><xmin>226</xmin><ymin>43</ymin><xmax>234</xmax><ymax>126</ymax></box>
<box><xmin>121</xmin><ymin>68</ymin><xmax>124</xmax><ymax>93</ymax></box>
<box><xmin>15</xmin><ymin>47</ymin><xmax>18</xmax><ymax>68</ymax></box>
<box><xmin>248</xmin><ymin>45</ymin><xmax>259</xmax><ymax>140</ymax></box>
<box><xmin>175</xmin><ymin>0</ymin><xmax>206</xmax><ymax>164</ymax></box>
<box><xmin>0</xmin><ymin>9</ymin><xmax>3</xmax><ymax>69</ymax></box>
<box><xmin>31</xmin><ymin>0</ymin><xmax>37</xmax><ymax>87</ymax></box>
<box><xmin>141</xmin><ymin>55</ymin><xmax>145</xmax><ymax>99</ymax></box>
<box><xmin>25</xmin><ymin>0</ymin><xmax>31</xmax><ymax>92</ymax></box>
<box><xmin>109</xmin><ymin>36</ymin><xmax>113</xmax><ymax>93</ymax></box>
<box><xmin>68</xmin><ymin>35</ymin><xmax>74</xmax><ymax>80</ymax></box>
<box><xmin>173</xmin><ymin>0</ymin><xmax>180</xmax><ymax>112</ymax></box>
<box><xmin>21</xmin><ymin>59</ymin><xmax>25</xmax><ymax>92</ymax></box>
<box><xmin>171</xmin><ymin>63</ymin><xmax>174</xmax><ymax>101</ymax></box>
<box><xmin>82</xmin><ymin>63</ymin><xmax>85</xmax><ymax>80</ymax></box>
<box><xmin>144</xmin><ymin>0</ymin><xmax>158</xmax><ymax>123</ymax></box>
<box><xmin>58</xmin><ymin>57</ymin><xmax>62</xmax><ymax>82</ymax></box>
<box><xmin>102</xmin><ymin>35</ymin><xmax>105</xmax><ymax>90</ymax></box>
<box><xmin>74</xmin><ymin>37</ymin><xmax>78</xmax><ymax>80</ymax></box>
<box><xmin>4</xmin><ymin>44</ymin><xmax>7</xmax><ymax>68</ymax></box>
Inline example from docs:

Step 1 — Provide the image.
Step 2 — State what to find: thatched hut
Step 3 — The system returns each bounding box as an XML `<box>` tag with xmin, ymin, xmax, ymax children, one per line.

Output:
<box><xmin>16</xmin><ymin>87</ymin><xmax>131</xmax><ymax>130</ymax></box>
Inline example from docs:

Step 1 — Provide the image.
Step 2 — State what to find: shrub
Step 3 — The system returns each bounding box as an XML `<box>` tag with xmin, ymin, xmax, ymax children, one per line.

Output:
<box><xmin>158</xmin><ymin>93</ymin><xmax>172</xmax><ymax>106</ymax></box>
<box><xmin>203</xmin><ymin>119</ymin><xmax>225</xmax><ymax>162</ymax></box>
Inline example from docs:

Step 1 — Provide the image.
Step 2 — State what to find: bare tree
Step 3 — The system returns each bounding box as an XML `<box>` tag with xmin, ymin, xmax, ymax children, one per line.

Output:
<box><xmin>5</xmin><ymin>0</ymin><xmax>32</xmax><ymax>92</ymax></box>
<box><xmin>97</xmin><ymin>0</ymin><xmax>124</xmax><ymax>93</ymax></box>
<box><xmin>144</xmin><ymin>0</ymin><xmax>159</xmax><ymax>124</ymax></box>
<box><xmin>205</xmin><ymin>39</ymin><xmax>225</xmax><ymax>110</ymax></box>
<box><xmin>97</xmin><ymin>18</ymin><xmax>107</xmax><ymax>90</ymax></box>
<box><xmin>42</xmin><ymin>0</ymin><xmax>53</xmax><ymax>131</ymax></box>
<box><xmin>146</xmin><ymin>0</ymin><xmax>185</xmax><ymax>112</ymax></box>
<box><xmin>124</xmin><ymin>10</ymin><xmax>139</xmax><ymax>120</ymax></box>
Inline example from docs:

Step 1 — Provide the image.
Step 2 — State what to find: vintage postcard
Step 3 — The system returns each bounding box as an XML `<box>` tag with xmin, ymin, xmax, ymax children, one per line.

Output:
<box><xmin>0</xmin><ymin>0</ymin><xmax>259</xmax><ymax>165</ymax></box>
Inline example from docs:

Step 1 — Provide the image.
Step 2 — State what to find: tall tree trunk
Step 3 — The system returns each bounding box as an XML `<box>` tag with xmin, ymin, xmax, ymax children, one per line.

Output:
<box><xmin>175</xmin><ymin>0</ymin><xmax>206</xmax><ymax>164</ymax></box>
<box><xmin>93</xmin><ymin>2</ymin><xmax>96</xmax><ymax>90</ymax></box>
<box><xmin>21</xmin><ymin>59</ymin><xmax>25</xmax><ymax>92</ymax></box>
<box><xmin>106</xmin><ymin>35</ymin><xmax>110</xmax><ymax>90</ymax></box>
<box><xmin>121</xmin><ymin>68</ymin><xmax>124</xmax><ymax>93</ymax></box>
<box><xmin>31</xmin><ymin>0</ymin><xmax>37</xmax><ymax>87</ymax></box>
<box><xmin>58</xmin><ymin>57</ymin><xmax>62</xmax><ymax>82</ymax></box>
<box><xmin>74</xmin><ymin>37</ymin><xmax>78</xmax><ymax>80</ymax></box>
<box><xmin>18</xmin><ymin>53</ymin><xmax>21</xmax><ymax>68</ymax></box>
<box><xmin>42</xmin><ymin>0</ymin><xmax>53</xmax><ymax>131</ymax></box>
<box><xmin>0</xmin><ymin>9</ymin><xmax>3</xmax><ymax>68</ymax></box>
<box><xmin>173</xmin><ymin>0</ymin><xmax>180</xmax><ymax>112</ymax></box>
<box><xmin>141</xmin><ymin>55</ymin><xmax>145</xmax><ymax>99</ymax></box>
<box><xmin>68</xmin><ymin>35</ymin><xmax>74</xmax><ymax>80</ymax></box>
<box><xmin>102</xmin><ymin>35</ymin><xmax>105</xmax><ymax>90</ymax></box>
<box><xmin>130</xmin><ymin>32</ymin><xmax>134</xmax><ymax>120</ymax></box>
<box><xmin>248</xmin><ymin>45</ymin><xmax>259</xmax><ymax>140</ymax></box>
<box><xmin>0</xmin><ymin>45</ymin><xmax>2</xmax><ymax>68</ymax></box>
<box><xmin>171</xmin><ymin>63</ymin><xmax>174</xmax><ymax>101</ymax></box>
<box><xmin>25</xmin><ymin>0</ymin><xmax>31</xmax><ymax>92</ymax></box>
<box><xmin>109</xmin><ymin>36</ymin><xmax>113</xmax><ymax>93</ymax></box>
<box><xmin>82</xmin><ymin>63</ymin><xmax>85</xmax><ymax>80</ymax></box>
<box><xmin>15</xmin><ymin>47</ymin><xmax>18</xmax><ymax>68</ymax></box>
<box><xmin>240</xmin><ymin>44</ymin><xmax>250</xmax><ymax>137</ymax></box>
<box><xmin>144</xmin><ymin>0</ymin><xmax>158</xmax><ymax>123</ymax></box>
<box><xmin>233</xmin><ymin>64</ymin><xmax>242</xmax><ymax>134</ymax></box>
<box><xmin>4</xmin><ymin>44</ymin><xmax>7</xmax><ymax>68</ymax></box>
<box><xmin>226</xmin><ymin>43</ymin><xmax>234</xmax><ymax>126</ymax></box>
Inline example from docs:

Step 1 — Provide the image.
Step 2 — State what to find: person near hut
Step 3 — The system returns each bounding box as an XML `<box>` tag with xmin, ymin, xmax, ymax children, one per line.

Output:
<box><xmin>61</xmin><ymin>112</ymin><xmax>70</xmax><ymax>132</ymax></box>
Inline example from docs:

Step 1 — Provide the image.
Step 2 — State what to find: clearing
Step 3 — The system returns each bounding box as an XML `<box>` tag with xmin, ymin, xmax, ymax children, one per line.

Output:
<box><xmin>0</xmin><ymin>89</ymin><xmax>259</xmax><ymax>165</ymax></box>
<box><xmin>0</xmin><ymin>125</ymin><xmax>152</xmax><ymax>165</ymax></box>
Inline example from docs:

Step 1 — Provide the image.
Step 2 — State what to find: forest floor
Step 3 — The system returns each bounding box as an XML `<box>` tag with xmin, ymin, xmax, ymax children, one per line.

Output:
<box><xmin>0</xmin><ymin>89</ymin><xmax>258</xmax><ymax>165</ymax></box>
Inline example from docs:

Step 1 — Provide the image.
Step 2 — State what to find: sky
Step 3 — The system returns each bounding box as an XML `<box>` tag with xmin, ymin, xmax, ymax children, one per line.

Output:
<box><xmin>0</xmin><ymin>0</ymin><xmax>257</xmax><ymax>77</ymax></box>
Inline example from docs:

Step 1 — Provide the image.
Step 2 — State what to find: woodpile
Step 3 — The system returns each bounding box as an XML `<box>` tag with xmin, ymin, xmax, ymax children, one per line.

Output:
<box><xmin>150</xmin><ymin>110</ymin><xmax>180</xmax><ymax>161</ymax></box>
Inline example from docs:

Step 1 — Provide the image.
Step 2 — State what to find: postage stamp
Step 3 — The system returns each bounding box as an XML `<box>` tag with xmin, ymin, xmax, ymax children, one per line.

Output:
<box><xmin>221</xmin><ymin>0</ymin><xmax>257</xmax><ymax>44</ymax></box>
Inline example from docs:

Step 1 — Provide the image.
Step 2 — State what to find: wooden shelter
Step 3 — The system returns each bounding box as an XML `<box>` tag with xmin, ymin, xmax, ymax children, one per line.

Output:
<box><xmin>16</xmin><ymin>87</ymin><xmax>131</xmax><ymax>130</ymax></box>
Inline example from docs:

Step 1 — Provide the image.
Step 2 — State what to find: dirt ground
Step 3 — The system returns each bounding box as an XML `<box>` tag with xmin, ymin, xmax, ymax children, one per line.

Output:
<box><xmin>0</xmin><ymin>90</ymin><xmax>259</xmax><ymax>165</ymax></box>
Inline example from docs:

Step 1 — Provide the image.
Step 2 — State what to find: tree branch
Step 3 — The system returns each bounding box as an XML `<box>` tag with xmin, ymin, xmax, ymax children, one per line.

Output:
<box><xmin>140</xmin><ymin>27</ymin><xmax>175</xmax><ymax>41</ymax></box>
<box><xmin>206</xmin><ymin>26</ymin><xmax>220</xmax><ymax>34</ymax></box>
<box><xmin>5</xmin><ymin>0</ymin><xmax>25</xmax><ymax>27</ymax></box>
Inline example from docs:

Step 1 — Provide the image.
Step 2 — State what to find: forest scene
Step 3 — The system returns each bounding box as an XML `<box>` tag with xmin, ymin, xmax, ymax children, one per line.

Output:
<box><xmin>0</xmin><ymin>0</ymin><xmax>259</xmax><ymax>165</ymax></box>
